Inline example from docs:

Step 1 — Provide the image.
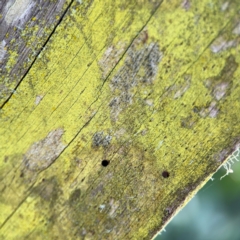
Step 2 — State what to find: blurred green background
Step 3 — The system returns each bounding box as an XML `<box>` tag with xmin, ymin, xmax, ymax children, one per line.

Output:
<box><xmin>155</xmin><ymin>158</ymin><xmax>240</xmax><ymax>240</ymax></box>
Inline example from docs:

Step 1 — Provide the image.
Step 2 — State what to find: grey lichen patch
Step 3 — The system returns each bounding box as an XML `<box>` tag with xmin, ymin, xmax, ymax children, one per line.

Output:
<box><xmin>196</xmin><ymin>55</ymin><xmax>238</xmax><ymax>119</ymax></box>
<box><xmin>109</xmin><ymin>38</ymin><xmax>162</xmax><ymax>121</ymax></box>
<box><xmin>92</xmin><ymin>131</ymin><xmax>112</xmax><ymax>147</ymax></box>
<box><xmin>99</xmin><ymin>42</ymin><xmax>126</xmax><ymax>79</ymax></box>
<box><xmin>23</xmin><ymin>128</ymin><xmax>65</xmax><ymax>172</ymax></box>
<box><xmin>204</xmin><ymin>55</ymin><xmax>238</xmax><ymax>101</ymax></box>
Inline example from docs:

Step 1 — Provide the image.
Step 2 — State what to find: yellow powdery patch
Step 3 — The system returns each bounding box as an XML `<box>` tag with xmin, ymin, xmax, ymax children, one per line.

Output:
<box><xmin>1</xmin><ymin>0</ymin><xmax>240</xmax><ymax>239</ymax></box>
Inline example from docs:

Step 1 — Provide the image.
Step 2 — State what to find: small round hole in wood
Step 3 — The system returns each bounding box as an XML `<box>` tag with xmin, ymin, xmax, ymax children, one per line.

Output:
<box><xmin>101</xmin><ymin>160</ymin><xmax>110</xmax><ymax>167</ymax></box>
<box><xmin>162</xmin><ymin>171</ymin><xmax>170</xmax><ymax>178</ymax></box>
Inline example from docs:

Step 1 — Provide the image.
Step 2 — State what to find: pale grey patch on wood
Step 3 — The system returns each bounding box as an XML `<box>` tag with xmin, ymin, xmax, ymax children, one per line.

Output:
<box><xmin>23</xmin><ymin>128</ymin><xmax>66</xmax><ymax>171</ymax></box>
<box><xmin>198</xmin><ymin>101</ymin><xmax>219</xmax><ymax>118</ymax></box>
<box><xmin>4</xmin><ymin>0</ymin><xmax>35</xmax><ymax>27</ymax></box>
<box><xmin>35</xmin><ymin>95</ymin><xmax>43</xmax><ymax>105</ymax></box>
<box><xmin>233</xmin><ymin>22</ymin><xmax>240</xmax><ymax>35</ymax></box>
<box><xmin>109</xmin><ymin>42</ymin><xmax>163</xmax><ymax>121</ymax></box>
<box><xmin>56</xmin><ymin>0</ymin><xmax>68</xmax><ymax>14</ymax></box>
<box><xmin>92</xmin><ymin>131</ymin><xmax>112</xmax><ymax>147</ymax></box>
<box><xmin>0</xmin><ymin>40</ymin><xmax>6</xmax><ymax>62</ymax></box>
<box><xmin>0</xmin><ymin>0</ymin><xmax>68</xmax><ymax>106</ymax></box>
<box><xmin>210</xmin><ymin>36</ymin><xmax>236</xmax><ymax>53</ymax></box>
<box><xmin>174</xmin><ymin>74</ymin><xmax>191</xmax><ymax>99</ymax></box>
<box><xmin>221</xmin><ymin>2</ymin><xmax>229</xmax><ymax>11</ymax></box>
<box><xmin>181</xmin><ymin>0</ymin><xmax>190</xmax><ymax>10</ymax></box>
<box><xmin>99</xmin><ymin>42</ymin><xmax>126</xmax><ymax>79</ymax></box>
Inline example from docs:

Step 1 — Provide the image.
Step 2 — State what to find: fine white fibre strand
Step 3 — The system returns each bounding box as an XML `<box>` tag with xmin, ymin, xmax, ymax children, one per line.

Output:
<box><xmin>220</xmin><ymin>148</ymin><xmax>240</xmax><ymax>180</ymax></box>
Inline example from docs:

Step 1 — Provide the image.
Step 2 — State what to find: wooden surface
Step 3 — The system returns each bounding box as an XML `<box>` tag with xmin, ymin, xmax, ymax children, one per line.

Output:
<box><xmin>1</xmin><ymin>0</ymin><xmax>240</xmax><ymax>239</ymax></box>
<box><xmin>0</xmin><ymin>0</ymin><xmax>70</xmax><ymax>106</ymax></box>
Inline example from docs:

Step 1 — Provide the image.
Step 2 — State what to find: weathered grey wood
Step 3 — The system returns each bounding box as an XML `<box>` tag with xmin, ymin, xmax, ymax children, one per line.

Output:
<box><xmin>1</xmin><ymin>0</ymin><xmax>240</xmax><ymax>239</ymax></box>
<box><xmin>0</xmin><ymin>0</ymin><xmax>70</xmax><ymax>106</ymax></box>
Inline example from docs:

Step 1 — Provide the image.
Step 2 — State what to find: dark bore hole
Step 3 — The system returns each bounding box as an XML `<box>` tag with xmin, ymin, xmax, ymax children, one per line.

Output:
<box><xmin>101</xmin><ymin>160</ymin><xmax>110</xmax><ymax>167</ymax></box>
<box><xmin>162</xmin><ymin>171</ymin><xmax>170</xmax><ymax>178</ymax></box>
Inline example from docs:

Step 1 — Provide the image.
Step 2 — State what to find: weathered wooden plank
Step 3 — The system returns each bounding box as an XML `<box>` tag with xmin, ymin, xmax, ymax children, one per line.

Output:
<box><xmin>1</xmin><ymin>0</ymin><xmax>240</xmax><ymax>239</ymax></box>
<box><xmin>0</xmin><ymin>0</ymin><xmax>71</xmax><ymax>106</ymax></box>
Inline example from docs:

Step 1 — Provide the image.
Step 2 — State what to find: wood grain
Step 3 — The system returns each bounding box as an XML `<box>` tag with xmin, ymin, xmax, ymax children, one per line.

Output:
<box><xmin>1</xmin><ymin>0</ymin><xmax>240</xmax><ymax>239</ymax></box>
<box><xmin>0</xmin><ymin>0</ymin><xmax>70</xmax><ymax>106</ymax></box>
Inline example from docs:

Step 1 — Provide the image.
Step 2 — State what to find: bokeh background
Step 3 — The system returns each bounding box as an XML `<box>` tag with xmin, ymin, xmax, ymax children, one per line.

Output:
<box><xmin>155</xmin><ymin>157</ymin><xmax>240</xmax><ymax>240</ymax></box>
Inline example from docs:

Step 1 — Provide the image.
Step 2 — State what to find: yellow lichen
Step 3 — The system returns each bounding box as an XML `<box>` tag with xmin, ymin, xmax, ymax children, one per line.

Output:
<box><xmin>1</xmin><ymin>0</ymin><xmax>240</xmax><ymax>239</ymax></box>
